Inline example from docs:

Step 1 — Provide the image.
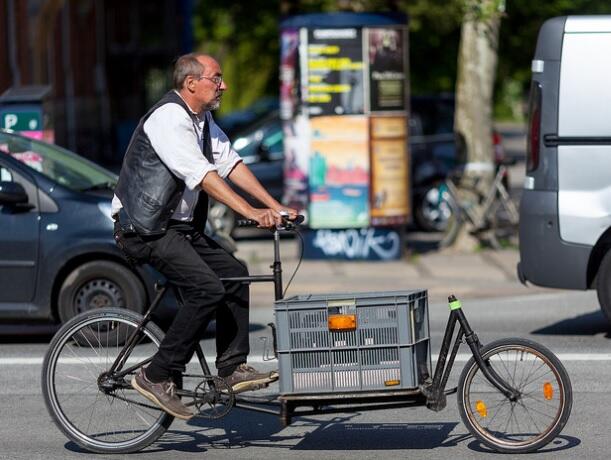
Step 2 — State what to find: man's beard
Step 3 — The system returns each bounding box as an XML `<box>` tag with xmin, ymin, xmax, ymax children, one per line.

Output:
<box><xmin>204</xmin><ymin>96</ymin><xmax>221</xmax><ymax>111</ymax></box>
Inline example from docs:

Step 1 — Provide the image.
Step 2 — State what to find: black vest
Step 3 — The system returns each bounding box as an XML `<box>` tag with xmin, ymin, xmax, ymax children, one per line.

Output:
<box><xmin>115</xmin><ymin>91</ymin><xmax>212</xmax><ymax>235</ymax></box>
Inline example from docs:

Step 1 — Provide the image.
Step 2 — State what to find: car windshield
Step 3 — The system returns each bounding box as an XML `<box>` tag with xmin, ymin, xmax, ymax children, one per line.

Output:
<box><xmin>0</xmin><ymin>132</ymin><xmax>117</xmax><ymax>192</ymax></box>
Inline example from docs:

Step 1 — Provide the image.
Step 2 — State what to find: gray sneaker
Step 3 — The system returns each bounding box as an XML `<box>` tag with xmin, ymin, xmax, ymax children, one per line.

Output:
<box><xmin>131</xmin><ymin>368</ymin><xmax>194</xmax><ymax>420</ymax></box>
<box><xmin>224</xmin><ymin>363</ymin><xmax>278</xmax><ymax>393</ymax></box>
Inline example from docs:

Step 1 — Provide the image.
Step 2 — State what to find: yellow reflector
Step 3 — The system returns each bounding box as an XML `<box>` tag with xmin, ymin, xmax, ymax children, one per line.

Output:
<box><xmin>475</xmin><ymin>400</ymin><xmax>487</xmax><ymax>418</ymax></box>
<box><xmin>543</xmin><ymin>382</ymin><xmax>554</xmax><ymax>400</ymax></box>
<box><xmin>328</xmin><ymin>314</ymin><xmax>357</xmax><ymax>331</ymax></box>
<box><xmin>384</xmin><ymin>379</ymin><xmax>400</xmax><ymax>386</ymax></box>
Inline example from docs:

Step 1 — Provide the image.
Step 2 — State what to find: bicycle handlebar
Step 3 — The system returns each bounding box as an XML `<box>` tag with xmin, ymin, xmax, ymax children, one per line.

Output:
<box><xmin>237</xmin><ymin>214</ymin><xmax>305</xmax><ymax>230</ymax></box>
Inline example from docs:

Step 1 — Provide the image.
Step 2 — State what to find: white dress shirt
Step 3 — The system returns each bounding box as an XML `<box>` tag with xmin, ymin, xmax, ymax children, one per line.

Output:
<box><xmin>111</xmin><ymin>91</ymin><xmax>242</xmax><ymax>221</ymax></box>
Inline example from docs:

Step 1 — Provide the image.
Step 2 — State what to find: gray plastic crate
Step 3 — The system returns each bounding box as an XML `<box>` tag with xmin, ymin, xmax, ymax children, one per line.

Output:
<box><xmin>274</xmin><ymin>290</ymin><xmax>431</xmax><ymax>395</ymax></box>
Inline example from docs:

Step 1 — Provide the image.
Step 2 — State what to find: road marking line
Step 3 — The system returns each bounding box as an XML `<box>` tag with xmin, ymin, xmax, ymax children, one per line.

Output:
<box><xmin>2</xmin><ymin>353</ymin><xmax>611</xmax><ymax>366</ymax></box>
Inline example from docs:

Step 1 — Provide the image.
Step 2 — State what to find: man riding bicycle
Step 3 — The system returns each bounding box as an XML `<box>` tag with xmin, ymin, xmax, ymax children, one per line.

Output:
<box><xmin>111</xmin><ymin>53</ymin><xmax>296</xmax><ymax>420</ymax></box>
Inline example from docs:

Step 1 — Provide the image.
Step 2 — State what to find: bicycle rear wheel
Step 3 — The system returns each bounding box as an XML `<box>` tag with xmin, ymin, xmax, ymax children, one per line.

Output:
<box><xmin>42</xmin><ymin>308</ymin><xmax>173</xmax><ymax>454</ymax></box>
<box><xmin>457</xmin><ymin>338</ymin><xmax>572</xmax><ymax>453</ymax></box>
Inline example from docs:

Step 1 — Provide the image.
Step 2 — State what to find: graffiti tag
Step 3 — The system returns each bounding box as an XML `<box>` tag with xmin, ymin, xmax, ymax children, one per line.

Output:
<box><xmin>310</xmin><ymin>228</ymin><xmax>401</xmax><ymax>260</ymax></box>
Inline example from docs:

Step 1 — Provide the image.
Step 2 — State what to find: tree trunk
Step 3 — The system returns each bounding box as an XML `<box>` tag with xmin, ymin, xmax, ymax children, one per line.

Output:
<box><xmin>451</xmin><ymin>0</ymin><xmax>504</xmax><ymax>251</ymax></box>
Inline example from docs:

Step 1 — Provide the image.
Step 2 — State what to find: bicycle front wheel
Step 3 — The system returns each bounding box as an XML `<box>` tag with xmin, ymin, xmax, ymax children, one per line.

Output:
<box><xmin>41</xmin><ymin>308</ymin><xmax>173</xmax><ymax>454</ymax></box>
<box><xmin>457</xmin><ymin>338</ymin><xmax>572</xmax><ymax>454</ymax></box>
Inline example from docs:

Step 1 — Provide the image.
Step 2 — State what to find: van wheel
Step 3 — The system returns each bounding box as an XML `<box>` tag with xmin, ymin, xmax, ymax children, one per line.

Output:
<box><xmin>57</xmin><ymin>261</ymin><xmax>146</xmax><ymax>323</ymax></box>
<box><xmin>596</xmin><ymin>251</ymin><xmax>611</xmax><ymax>324</ymax></box>
<box><xmin>209</xmin><ymin>201</ymin><xmax>236</xmax><ymax>236</ymax></box>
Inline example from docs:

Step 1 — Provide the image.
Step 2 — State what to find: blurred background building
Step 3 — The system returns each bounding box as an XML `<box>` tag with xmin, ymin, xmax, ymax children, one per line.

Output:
<box><xmin>1</xmin><ymin>0</ymin><xmax>194</xmax><ymax>166</ymax></box>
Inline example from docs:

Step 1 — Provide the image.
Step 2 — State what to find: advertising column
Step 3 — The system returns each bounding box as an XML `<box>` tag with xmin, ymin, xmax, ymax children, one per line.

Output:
<box><xmin>280</xmin><ymin>13</ymin><xmax>409</xmax><ymax>261</ymax></box>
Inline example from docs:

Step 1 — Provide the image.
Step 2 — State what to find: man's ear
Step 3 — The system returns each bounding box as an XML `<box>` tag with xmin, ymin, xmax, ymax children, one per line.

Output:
<box><xmin>186</xmin><ymin>78</ymin><xmax>195</xmax><ymax>93</ymax></box>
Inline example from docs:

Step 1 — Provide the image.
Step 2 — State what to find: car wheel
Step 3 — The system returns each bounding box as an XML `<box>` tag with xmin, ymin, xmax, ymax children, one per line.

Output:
<box><xmin>414</xmin><ymin>181</ymin><xmax>456</xmax><ymax>232</ymax></box>
<box><xmin>57</xmin><ymin>260</ymin><xmax>146</xmax><ymax>322</ymax></box>
<box><xmin>209</xmin><ymin>200</ymin><xmax>236</xmax><ymax>236</ymax></box>
<box><xmin>596</xmin><ymin>250</ymin><xmax>611</xmax><ymax>324</ymax></box>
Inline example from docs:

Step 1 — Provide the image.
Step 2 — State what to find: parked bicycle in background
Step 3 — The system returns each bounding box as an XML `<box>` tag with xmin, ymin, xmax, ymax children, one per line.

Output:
<box><xmin>423</xmin><ymin>163</ymin><xmax>519</xmax><ymax>249</ymax></box>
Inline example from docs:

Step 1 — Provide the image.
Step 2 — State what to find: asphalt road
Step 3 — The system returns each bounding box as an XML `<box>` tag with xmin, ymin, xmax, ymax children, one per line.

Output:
<box><xmin>1</xmin><ymin>290</ymin><xmax>609</xmax><ymax>460</ymax></box>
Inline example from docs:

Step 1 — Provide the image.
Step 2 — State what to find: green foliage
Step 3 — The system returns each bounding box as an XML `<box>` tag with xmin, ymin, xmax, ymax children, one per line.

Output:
<box><xmin>399</xmin><ymin>0</ymin><xmax>462</xmax><ymax>94</ymax></box>
<box><xmin>462</xmin><ymin>0</ymin><xmax>505</xmax><ymax>22</ymax></box>
<box><xmin>193</xmin><ymin>0</ymin><xmax>281</xmax><ymax>114</ymax></box>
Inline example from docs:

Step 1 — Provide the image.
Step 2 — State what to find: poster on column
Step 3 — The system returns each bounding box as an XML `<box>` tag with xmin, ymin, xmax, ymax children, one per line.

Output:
<box><xmin>280</xmin><ymin>28</ymin><xmax>300</xmax><ymax>120</ymax></box>
<box><xmin>306</xmin><ymin>28</ymin><xmax>364</xmax><ymax>117</ymax></box>
<box><xmin>309</xmin><ymin>116</ymin><xmax>369</xmax><ymax>228</ymax></box>
<box><xmin>282</xmin><ymin>114</ymin><xmax>310</xmax><ymax>214</ymax></box>
<box><xmin>368</xmin><ymin>28</ymin><xmax>406</xmax><ymax>112</ymax></box>
<box><xmin>370</xmin><ymin>116</ymin><xmax>409</xmax><ymax>225</ymax></box>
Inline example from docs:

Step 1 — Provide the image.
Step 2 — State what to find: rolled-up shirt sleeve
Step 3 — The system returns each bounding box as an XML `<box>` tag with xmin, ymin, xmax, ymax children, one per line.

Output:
<box><xmin>144</xmin><ymin>103</ymin><xmax>217</xmax><ymax>190</ymax></box>
<box><xmin>208</xmin><ymin>114</ymin><xmax>243</xmax><ymax>178</ymax></box>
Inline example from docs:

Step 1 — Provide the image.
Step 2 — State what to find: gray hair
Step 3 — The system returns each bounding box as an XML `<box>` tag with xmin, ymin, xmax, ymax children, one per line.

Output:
<box><xmin>173</xmin><ymin>53</ymin><xmax>206</xmax><ymax>90</ymax></box>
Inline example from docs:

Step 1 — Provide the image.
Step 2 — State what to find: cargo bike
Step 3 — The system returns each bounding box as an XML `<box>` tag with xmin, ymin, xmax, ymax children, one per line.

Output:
<box><xmin>41</xmin><ymin>216</ymin><xmax>572</xmax><ymax>454</ymax></box>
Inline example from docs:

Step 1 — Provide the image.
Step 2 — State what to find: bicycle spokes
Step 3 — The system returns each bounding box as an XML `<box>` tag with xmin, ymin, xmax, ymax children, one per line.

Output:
<box><xmin>458</xmin><ymin>340</ymin><xmax>571</xmax><ymax>452</ymax></box>
<box><xmin>43</xmin><ymin>312</ymin><xmax>171</xmax><ymax>452</ymax></box>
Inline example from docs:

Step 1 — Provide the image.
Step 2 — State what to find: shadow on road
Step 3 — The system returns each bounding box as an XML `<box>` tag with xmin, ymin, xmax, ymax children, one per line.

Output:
<box><xmin>119</xmin><ymin>409</ymin><xmax>463</xmax><ymax>453</ymax></box>
<box><xmin>293</xmin><ymin>421</ymin><xmax>460</xmax><ymax>450</ymax></box>
<box><xmin>467</xmin><ymin>434</ymin><xmax>581</xmax><ymax>454</ymax></box>
<box><xmin>531</xmin><ymin>310</ymin><xmax>611</xmax><ymax>338</ymax></box>
<box><xmin>63</xmin><ymin>401</ymin><xmax>581</xmax><ymax>455</ymax></box>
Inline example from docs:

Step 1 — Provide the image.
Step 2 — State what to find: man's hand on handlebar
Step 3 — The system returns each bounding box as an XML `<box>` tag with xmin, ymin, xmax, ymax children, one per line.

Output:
<box><xmin>246</xmin><ymin>207</ymin><xmax>302</xmax><ymax>229</ymax></box>
<box><xmin>275</xmin><ymin>206</ymin><xmax>298</xmax><ymax>221</ymax></box>
<box><xmin>248</xmin><ymin>208</ymin><xmax>283</xmax><ymax>229</ymax></box>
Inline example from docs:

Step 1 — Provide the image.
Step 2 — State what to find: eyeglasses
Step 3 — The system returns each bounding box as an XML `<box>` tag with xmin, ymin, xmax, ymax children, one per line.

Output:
<box><xmin>195</xmin><ymin>75</ymin><xmax>223</xmax><ymax>87</ymax></box>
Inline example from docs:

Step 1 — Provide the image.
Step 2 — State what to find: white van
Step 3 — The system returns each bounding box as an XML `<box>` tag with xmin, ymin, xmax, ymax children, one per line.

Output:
<box><xmin>518</xmin><ymin>15</ymin><xmax>611</xmax><ymax>323</ymax></box>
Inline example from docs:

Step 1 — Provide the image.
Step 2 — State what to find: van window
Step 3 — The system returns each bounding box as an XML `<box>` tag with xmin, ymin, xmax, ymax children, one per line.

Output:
<box><xmin>559</xmin><ymin>32</ymin><xmax>611</xmax><ymax>136</ymax></box>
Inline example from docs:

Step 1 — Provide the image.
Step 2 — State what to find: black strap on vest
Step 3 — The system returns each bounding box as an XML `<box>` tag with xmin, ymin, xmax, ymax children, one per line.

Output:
<box><xmin>192</xmin><ymin>116</ymin><xmax>214</xmax><ymax>231</ymax></box>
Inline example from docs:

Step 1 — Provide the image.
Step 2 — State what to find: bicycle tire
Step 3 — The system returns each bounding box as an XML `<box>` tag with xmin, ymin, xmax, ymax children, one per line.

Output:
<box><xmin>42</xmin><ymin>308</ymin><xmax>174</xmax><ymax>454</ymax></box>
<box><xmin>437</xmin><ymin>181</ymin><xmax>462</xmax><ymax>248</ymax></box>
<box><xmin>457</xmin><ymin>338</ymin><xmax>572</xmax><ymax>454</ymax></box>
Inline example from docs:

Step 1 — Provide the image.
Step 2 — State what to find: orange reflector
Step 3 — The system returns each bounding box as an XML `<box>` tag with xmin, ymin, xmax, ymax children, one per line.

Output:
<box><xmin>475</xmin><ymin>400</ymin><xmax>487</xmax><ymax>418</ymax></box>
<box><xmin>384</xmin><ymin>379</ymin><xmax>400</xmax><ymax>386</ymax></box>
<box><xmin>328</xmin><ymin>314</ymin><xmax>357</xmax><ymax>331</ymax></box>
<box><xmin>543</xmin><ymin>382</ymin><xmax>554</xmax><ymax>400</ymax></box>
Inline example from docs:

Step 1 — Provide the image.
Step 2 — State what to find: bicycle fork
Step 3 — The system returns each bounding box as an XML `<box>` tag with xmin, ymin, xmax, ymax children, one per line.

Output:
<box><xmin>421</xmin><ymin>295</ymin><xmax>520</xmax><ymax>411</ymax></box>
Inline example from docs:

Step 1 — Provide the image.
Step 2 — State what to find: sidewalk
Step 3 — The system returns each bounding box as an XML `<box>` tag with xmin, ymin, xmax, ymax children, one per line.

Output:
<box><xmin>235</xmin><ymin>238</ymin><xmax>552</xmax><ymax>308</ymax></box>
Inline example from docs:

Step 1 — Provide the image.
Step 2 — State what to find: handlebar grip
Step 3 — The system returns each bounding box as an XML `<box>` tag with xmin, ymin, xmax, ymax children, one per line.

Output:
<box><xmin>236</xmin><ymin>219</ymin><xmax>259</xmax><ymax>228</ymax></box>
<box><xmin>236</xmin><ymin>214</ymin><xmax>306</xmax><ymax>229</ymax></box>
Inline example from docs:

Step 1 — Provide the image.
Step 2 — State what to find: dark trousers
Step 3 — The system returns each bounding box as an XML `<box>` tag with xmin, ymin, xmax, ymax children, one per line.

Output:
<box><xmin>114</xmin><ymin>220</ymin><xmax>249</xmax><ymax>380</ymax></box>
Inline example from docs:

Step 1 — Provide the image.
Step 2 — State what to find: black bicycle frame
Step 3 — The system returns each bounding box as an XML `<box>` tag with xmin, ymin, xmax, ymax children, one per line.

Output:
<box><xmin>221</xmin><ymin>229</ymin><xmax>284</xmax><ymax>301</ymax></box>
<box><xmin>105</xmin><ymin>226</ymin><xmax>523</xmax><ymax>420</ymax></box>
<box><xmin>423</xmin><ymin>306</ymin><xmax>520</xmax><ymax>410</ymax></box>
